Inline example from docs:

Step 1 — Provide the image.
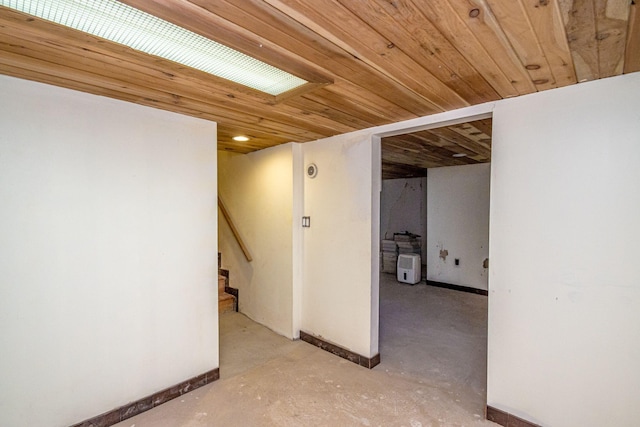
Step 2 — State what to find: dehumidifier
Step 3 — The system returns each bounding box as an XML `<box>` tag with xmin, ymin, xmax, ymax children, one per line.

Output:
<box><xmin>397</xmin><ymin>253</ymin><xmax>421</xmax><ymax>284</ymax></box>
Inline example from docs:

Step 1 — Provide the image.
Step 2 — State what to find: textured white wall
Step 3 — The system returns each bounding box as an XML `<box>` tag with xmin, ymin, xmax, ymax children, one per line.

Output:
<box><xmin>427</xmin><ymin>164</ymin><xmax>490</xmax><ymax>290</ymax></box>
<box><xmin>0</xmin><ymin>76</ymin><xmax>218</xmax><ymax>427</ymax></box>
<box><xmin>217</xmin><ymin>103</ymin><xmax>494</xmax><ymax>360</ymax></box>
<box><xmin>301</xmin><ymin>132</ymin><xmax>379</xmax><ymax>357</ymax></box>
<box><xmin>380</xmin><ymin>177</ymin><xmax>428</xmax><ymax>260</ymax></box>
<box><xmin>488</xmin><ymin>73</ymin><xmax>640</xmax><ymax>426</ymax></box>
<box><xmin>218</xmin><ymin>145</ymin><xmax>296</xmax><ymax>338</ymax></box>
<box><xmin>218</xmin><ymin>133</ymin><xmax>380</xmax><ymax>357</ymax></box>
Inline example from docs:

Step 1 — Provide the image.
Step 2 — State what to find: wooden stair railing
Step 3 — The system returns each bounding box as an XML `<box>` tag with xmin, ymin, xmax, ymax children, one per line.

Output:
<box><xmin>218</xmin><ymin>196</ymin><xmax>253</xmax><ymax>262</ymax></box>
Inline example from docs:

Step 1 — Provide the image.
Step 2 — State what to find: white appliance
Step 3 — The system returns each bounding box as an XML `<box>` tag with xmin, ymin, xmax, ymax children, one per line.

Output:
<box><xmin>397</xmin><ymin>254</ymin><xmax>421</xmax><ymax>284</ymax></box>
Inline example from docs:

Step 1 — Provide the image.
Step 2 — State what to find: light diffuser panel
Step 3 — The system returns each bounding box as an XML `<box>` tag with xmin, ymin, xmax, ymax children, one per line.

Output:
<box><xmin>1</xmin><ymin>0</ymin><xmax>308</xmax><ymax>96</ymax></box>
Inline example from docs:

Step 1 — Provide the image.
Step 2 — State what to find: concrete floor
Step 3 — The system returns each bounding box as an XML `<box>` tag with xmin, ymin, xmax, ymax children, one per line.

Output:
<box><xmin>114</xmin><ymin>274</ymin><xmax>496</xmax><ymax>426</ymax></box>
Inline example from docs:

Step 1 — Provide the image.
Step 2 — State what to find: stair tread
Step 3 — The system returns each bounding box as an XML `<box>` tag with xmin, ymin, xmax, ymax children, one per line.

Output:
<box><xmin>218</xmin><ymin>292</ymin><xmax>236</xmax><ymax>315</ymax></box>
<box><xmin>218</xmin><ymin>292</ymin><xmax>235</xmax><ymax>301</ymax></box>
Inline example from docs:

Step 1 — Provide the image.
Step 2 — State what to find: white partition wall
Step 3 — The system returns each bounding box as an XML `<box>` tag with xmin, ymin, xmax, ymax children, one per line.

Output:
<box><xmin>0</xmin><ymin>76</ymin><xmax>219</xmax><ymax>427</ymax></box>
<box><xmin>427</xmin><ymin>163</ymin><xmax>490</xmax><ymax>290</ymax></box>
<box><xmin>11</xmin><ymin>58</ymin><xmax>634</xmax><ymax>427</ymax></box>
<box><xmin>217</xmin><ymin>132</ymin><xmax>381</xmax><ymax>357</ymax></box>
<box><xmin>488</xmin><ymin>73</ymin><xmax>640</xmax><ymax>426</ymax></box>
<box><xmin>301</xmin><ymin>132</ymin><xmax>380</xmax><ymax>358</ymax></box>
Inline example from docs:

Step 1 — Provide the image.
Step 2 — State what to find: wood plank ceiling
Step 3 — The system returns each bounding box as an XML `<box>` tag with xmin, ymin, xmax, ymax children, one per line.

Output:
<box><xmin>382</xmin><ymin>118</ymin><xmax>492</xmax><ymax>179</ymax></box>
<box><xmin>0</xmin><ymin>0</ymin><xmax>638</xmax><ymax>178</ymax></box>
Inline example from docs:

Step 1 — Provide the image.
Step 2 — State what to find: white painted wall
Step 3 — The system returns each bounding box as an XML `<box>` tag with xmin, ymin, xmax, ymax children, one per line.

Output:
<box><xmin>488</xmin><ymin>73</ymin><xmax>640</xmax><ymax>426</ymax></box>
<box><xmin>301</xmin><ymin>132</ymin><xmax>380</xmax><ymax>357</ymax></box>
<box><xmin>216</xmin><ymin>104</ymin><xmax>493</xmax><ymax>361</ymax></box>
<box><xmin>380</xmin><ymin>177</ymin><xmax>428</xmax><ymax>260</ymax></box>
<box><xmin>0</xmin><ymin>76</ymin><xmax>218</xmax><ymax>427</ymax></box>
<box><xmin>427</xmin><ymin>163</ymin><xmax>490</xmax><ymax>290</ymax></box>
<box><xmin>218</xmin><ymin>144</ymin><xmax>298</xmax><ymax>338</ymax></box>
<box><xmin>217</xmin><ymin>134</ymin><xmax>381</xmax><ymax>356</ymax></box>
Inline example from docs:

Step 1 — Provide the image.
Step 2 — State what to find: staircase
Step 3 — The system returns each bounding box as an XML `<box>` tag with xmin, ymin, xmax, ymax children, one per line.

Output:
<box><xmin>218</xmin><ymin>274</ymin><xmax>236</xmax><ymax>314</ymax></box>
<box><xmin>218</xmin><ymin>253</ymin><xmax>237</xmax><ymax>315</ymax></box>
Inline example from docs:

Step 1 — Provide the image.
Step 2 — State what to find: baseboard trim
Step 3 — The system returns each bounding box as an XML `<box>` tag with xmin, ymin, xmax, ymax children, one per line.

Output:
<box><xmin>486</xmin><ymin>406</ymin><xmax>542</xmax><ymax>427</ymax></box>
<box><xmin>426</xmin><ymin>280</ymin><xmax>488</xmax><ymax>296</ymax></box>
<box><xmin>69</xmin><ymin>368</ymin><xmax>219</xmax><ymax>427</ymax></box>
<box><xmin>299</xmin><ymin>331</ymin><xmax>380</xmax><ymax>369</ymax></box>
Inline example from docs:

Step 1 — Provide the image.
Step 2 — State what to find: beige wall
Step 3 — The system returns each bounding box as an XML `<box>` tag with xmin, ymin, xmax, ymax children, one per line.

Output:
<box><xmin>0</xmin><ymin>76</ymin><xmax>219</xmax><ymax>427</ymax></box>
<box><xmin>218</xmin><ymin>144</ymin><xmax>299</xmax><ymax>338</ymax></box>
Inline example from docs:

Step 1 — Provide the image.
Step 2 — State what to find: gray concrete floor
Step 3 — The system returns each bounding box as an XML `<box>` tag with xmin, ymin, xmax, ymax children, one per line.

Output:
<box><xmin>114</xmin><ymin>274</ymin><xmax>496</xmax><ymax>426</ymax></box>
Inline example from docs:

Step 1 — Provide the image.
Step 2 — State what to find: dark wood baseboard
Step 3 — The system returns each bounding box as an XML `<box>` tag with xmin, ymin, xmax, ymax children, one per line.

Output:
<box><xmin>426</xmin><ymin>280</ymin><xmax>488</xmax><ymax>296</ymax></box>
<box><xmin>486</xmin><ymin>406</ymin><xmax>542</xmax><ymax>427</ymax></box>
<box><xmin>299</xmin><ymin>331</ymin><xmax>380</xmax><ymax>369</ymax></box>
<box><xmin>69</xmin><ymin>368</ymin><xmax>219</xmax><ymax>427</ymax></box>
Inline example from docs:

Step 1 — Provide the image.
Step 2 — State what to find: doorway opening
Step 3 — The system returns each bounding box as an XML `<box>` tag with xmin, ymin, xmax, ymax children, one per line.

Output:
<box><xmin>377</xmin><ymin>117</ymin><xmax>492</xmax><ymax>419</ymax></box>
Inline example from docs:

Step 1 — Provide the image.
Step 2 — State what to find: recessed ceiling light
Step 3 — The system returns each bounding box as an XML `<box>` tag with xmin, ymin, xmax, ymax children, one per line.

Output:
<box><xmin>3</xmin><ymin>0</ymin><xmax>308</xmax><ymax>96</ymax></box>
<box><xmin>232</xmin><ymin>136</ymin><xmax>250</xmax><ymax>142</ymax></box>
<box><xmin>452</xmin><ymin>153</ymin><xmax>467</xmax><ymax>158</ymax></box>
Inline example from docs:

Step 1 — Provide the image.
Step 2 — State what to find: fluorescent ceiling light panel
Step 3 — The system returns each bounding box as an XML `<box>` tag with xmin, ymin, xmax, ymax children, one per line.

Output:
<box><xmin>2</xmin><ymin>0</ymin><xmax>308</xmax><ymax>96</ymax></box>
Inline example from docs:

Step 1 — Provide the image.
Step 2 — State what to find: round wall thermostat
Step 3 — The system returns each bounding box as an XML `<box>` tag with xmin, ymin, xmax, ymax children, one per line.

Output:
<box><xmin>306</xmin><ymin>163</ymin><xmax>318</xmax><ymax>178</ymax></box>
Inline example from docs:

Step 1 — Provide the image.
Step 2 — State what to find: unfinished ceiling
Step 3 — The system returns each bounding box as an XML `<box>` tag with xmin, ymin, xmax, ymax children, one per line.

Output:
<box><xmin>0</xmin><ymin>0</ymin><xmax>638</xmax><ymax>176</ymax></box>
<box><xmin>382</xmin><ymin>119</ymin><xmax>492</xmax><ymax>179</ymax></box>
